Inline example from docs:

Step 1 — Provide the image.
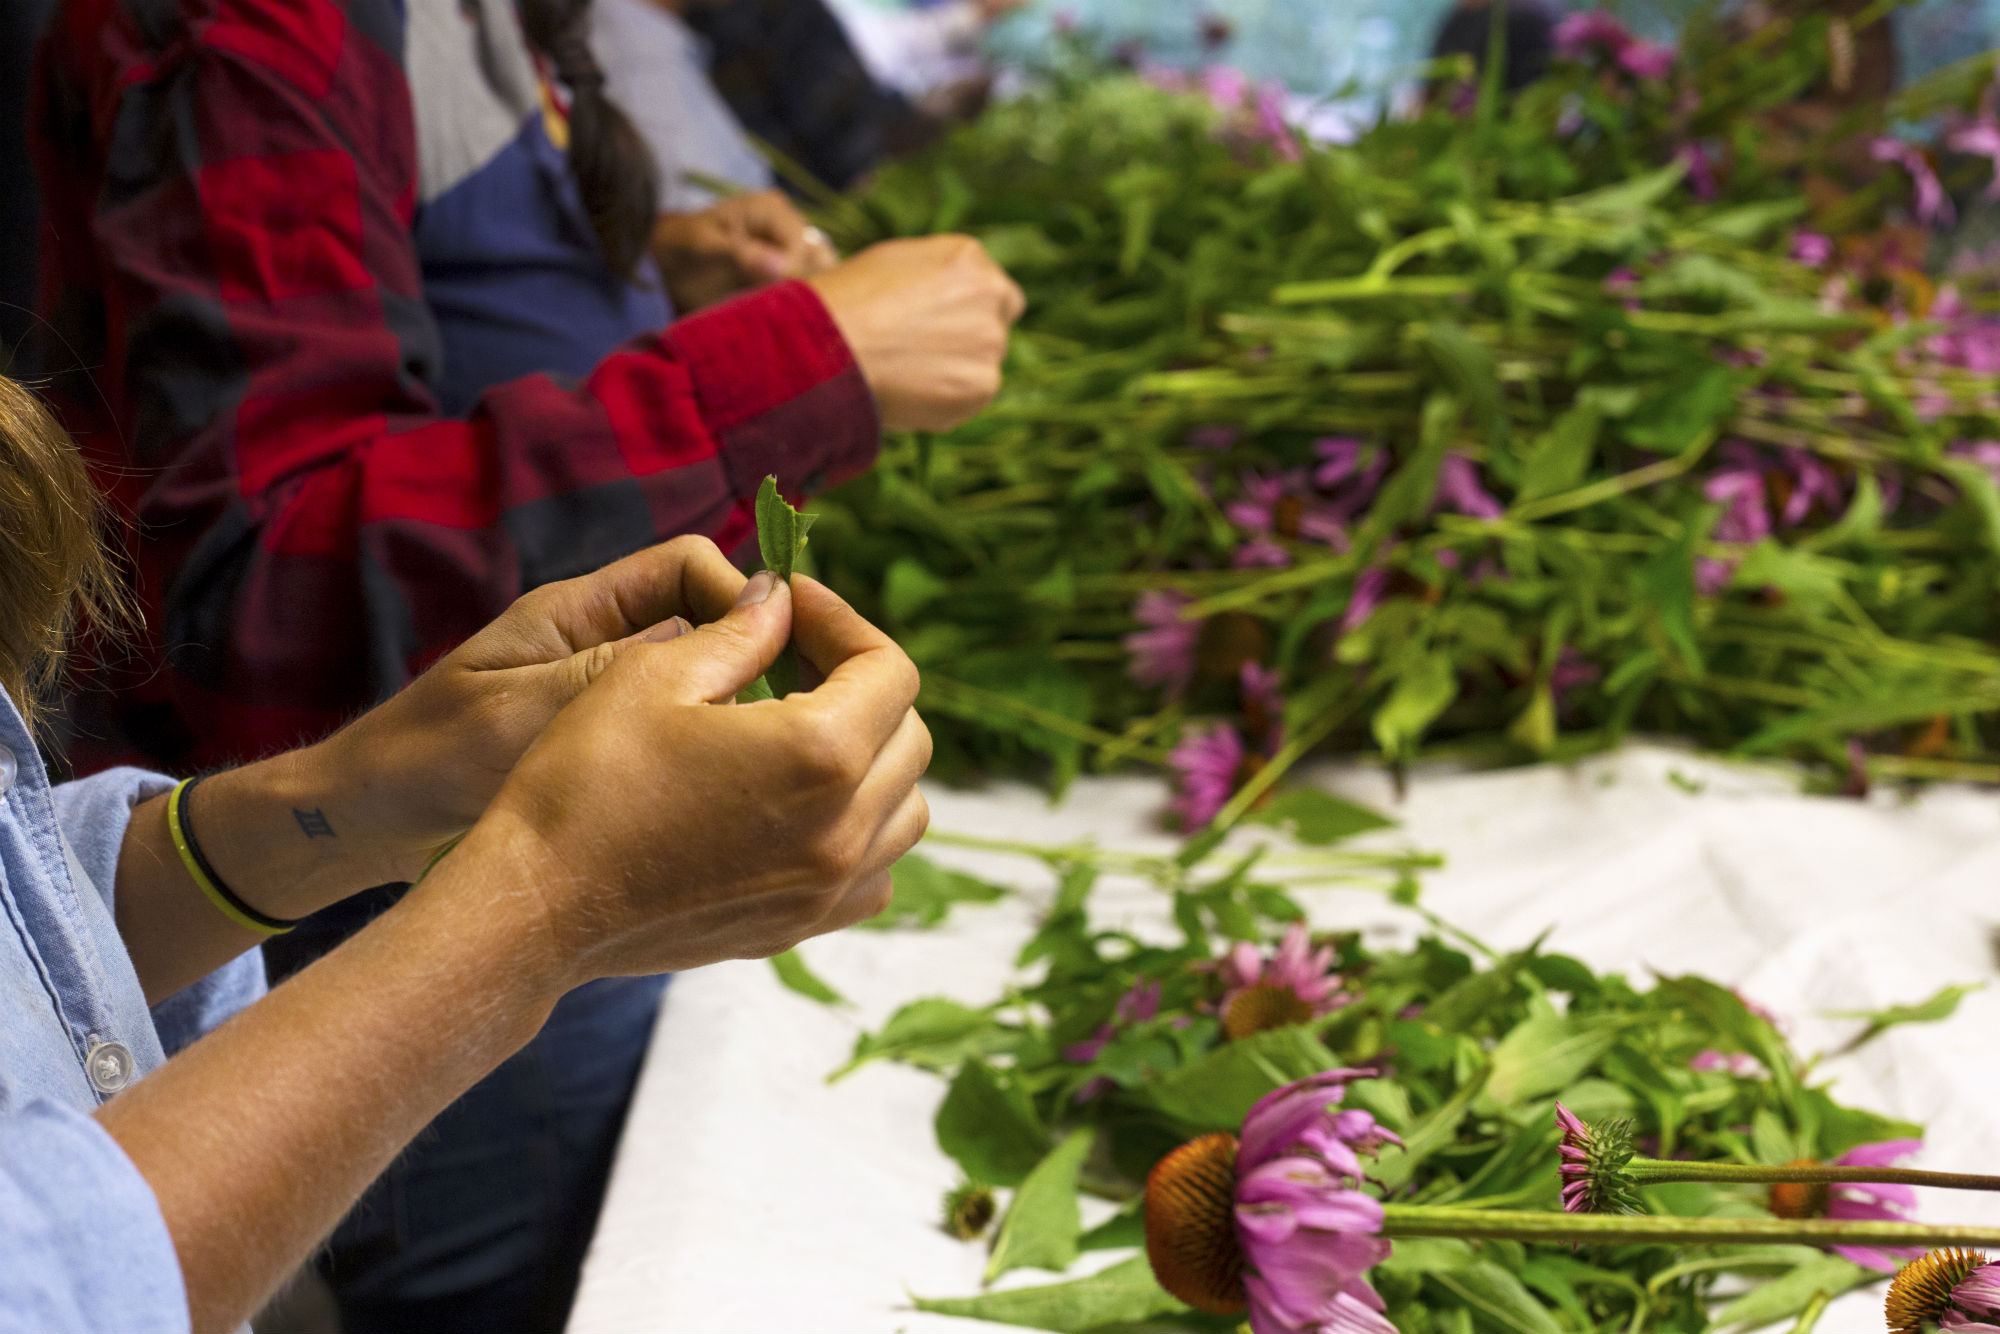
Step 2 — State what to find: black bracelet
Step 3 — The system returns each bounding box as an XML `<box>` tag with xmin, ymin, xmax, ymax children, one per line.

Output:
<box><xmin>170</xmin><ymin>774</ymin><xmax>303</xmax><ymax>933</ymax></box>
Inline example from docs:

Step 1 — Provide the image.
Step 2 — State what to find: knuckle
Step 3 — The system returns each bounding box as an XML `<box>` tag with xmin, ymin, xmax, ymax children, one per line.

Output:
<box><xmin>664</xmin><ymin>533</ymin><xmax>720</xmax><ymax>563</ymax></box>
<box><xmin>807</xmin><ymin>821</ymin><xmax>868</xmax><ymax>883</ymax></box>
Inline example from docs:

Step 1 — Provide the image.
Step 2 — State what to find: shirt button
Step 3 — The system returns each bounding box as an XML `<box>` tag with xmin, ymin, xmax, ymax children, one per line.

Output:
<box><xmin>85</xmin><ymin>1039</ymin><xmax>133</xmax><ymax>1095</ymax></box>
<box><xmin>0</xmin><ymin>744</ymin><xmax>16</xmax><ymax>794</ymax></box>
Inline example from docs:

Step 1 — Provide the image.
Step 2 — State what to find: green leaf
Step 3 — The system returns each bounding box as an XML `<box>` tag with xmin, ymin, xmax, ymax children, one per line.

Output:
<box><xmin>769</xmin><ymin>949</ymin><xmax>845</xmax><ymax>1006</ymax></box>
<box><xmin>1704</xmin><ymin>1255</ymin><xmax>1869</xmax><ymax>1333</ymax></box>
<box><xmin>1144</xmin><ymin>1025</ymin><xmax>1342</xmax><ymax>1132</ymax></box>
<box><xmin>1078</xmin><ymin>1201</ymin><xmax>1144</xmax><ymax>1252</ymax></box>
<box><xmin>860</xmin><ymin>854</ymin><xmax>1008</xmax><ymax>931</ymax></box>
<box><xmin>1483</xmin><ymin>1014</ymin><xmax>1628</xmax><ymax>1109</ymax></box>
<box><xmin>831</xmin><ymin>998</ymin><xmax>1007</xmax><ymax>1081</ymax></box>
<box><xmin>882</xmin><ymin>557</ymin><xmax>949</xmax><ymax>622</ymax></box>
<box><xmin>985</xmin><ymin>1128</ymin><xmax>1093</xmax><ymax>1282</ymax></box>
<box><xmin>1825</xmin><ymin>982</ymin><xmax>1982</xmax><ymax>1056</ymax></box>
<box><xmin>1634</xmin><ymin>518</ymin><xmax>1704</xmax><ymax>674</ymax></box>
<box><xmin>913</xmin><ymin>1255</ymin><xmax>1187</xmax><ymax>1333</ymax></box>
<box><xmin>1428</xmin><ymin>1261</ymin><xmax>1563</xmax><ymax>1334</ymax></box>
<box><xmin>1624</xmin><ymin>368</ymin><xmax>1737</xmax><ymax>454</ymax></box>
<box><xmin>752</xmin><ymin>475</ymin><xmax>817</xmax><ymax>698</ymax></box>
<box><xmin>1515</xmin><ymin>404</ymin><xmax>1601</xmax><ymax>505</ymax></box>
<box><xmin>1245</xmin><ymin>787</ymin><xmax>1396</xmax><ymax>845</ymax></box>
<box><xmin>755</xmin><ymin>473</ymin><xmax>817</xmax><ymax>580</ymax></box>
<box><xmin>1942</xmin><ymin>456</ymin><xmax>2000</xmax><ymax>556</ymax></box>
<box><xmin>1372</xmin><ymin>652</ymin><xmax>1459</xmax><ymax>761</ymax></box>
<box><xmin>935</xmin><ymin>1060</ymin><xmax>1050</xmax><ymax>1188</ymax></box>
<box><xmin>1369</xmin><ymin>393</ymin><xmax>1459</xmax><ymax>532</ymax></box>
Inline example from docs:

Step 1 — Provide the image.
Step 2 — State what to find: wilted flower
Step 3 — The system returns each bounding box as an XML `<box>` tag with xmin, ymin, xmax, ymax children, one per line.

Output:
<box><xmin>1214</xmin><ymin>923</ymin><xmax>1349</xmax><ymax>1040</ymax></box>
<box><xmin>1063</xmin><ymin>979</ymin><xmax>1164</xmax><ymax>1064</ymax></box>
<box><xmin>1435</xmin><ymin>454</ymin><xmax>1504</xmax><ymax>520</ymax></box>
<box><xmin>1705</xmin><ymin>466</ymin><xmax>1772</xmax><ymax>545</ymax></box>
<box><xmin>1791</xmin><ymin>231</ymin><xmax>1835</xmax><ymax>267</ymax></box>
<box><xmin>1170</xmin><ymin>723</ymin><xmax>1248</xmax><ymax>830</ymax></box>
<box><xmin>1549</xmin><ymin>647</ymin><xmax>1600</xmax><ymax>712</ymax></box>
<box><xmin>1340</xmin><ymin>566</ymin><xmax>1391</xmax><ymax>636</ymax></box>
<box><xmin>1675</xmin><ymin>142</ymin><xmax>1717</xmax><ymax>200</ymax></box>
<box><xmin>1144</xmin><ymin>1071</ymin><xmax>1400</xmax><ymax>1333</ymax></box>
<box><xmin>1555</xmin><ymin>1102</ymin><xmax>1643</xmax><ymax>1214</ymax></box>
<box><xmin>1949</xmin><ymin>112</ymin><xmax>2000</xmax><ymax>201</ymax></box>
<box><xmin>1313</xmin><ymin>438</ymin><xmax>1389</xmax><ymax>524</ymax></box>
<box><xmin>1953</xmin><ymin>441</ymin><xmax>2000</xmax><ymax>487</ymax></box>
<box><xmin>1689</xmin><ymin>1049</ymin><xmax>1763</xmax><ymax>1076</ymax></box>
<box><xmin>1254</xmin><ymin>84</ymin><xmax>1302</xmax><ymax>164</ymax></box>
<box><xmin>1127</xmin><ymin>591</ymin><xmax>1201</xmax><ymax>699</ymax></box>
<box><xmin>1695</xmin><ymin>556</ymin><xmax>1737</xmax><ymax>597</ymax></box>
<box><xmin>1240</xmin><ymin>661</ymin><xmax>1286</xmax><ymax>748</ymax></box>
<box><xmin>1189</xmin><ymin>425</ymin><xmax>1243</xmax><ymax>450</ymax></box>
<box><xmin>1313</xmin><ymin>438</ymin><xmax>1367</xmax><ymax>488</ymax></box>
<box><xmin>1767</xmin><ymin>1138</ymin><xmax>1925</xmax><ymax>1271</ymax></box>
<box><xmin>1554</xmin><ymin>11</ymin><xmax>1635</xmax><ymax>62</ymax></box>
<box><xmin>1778</xmin><ymin>448</ymin><xmax>1843</xmax><ymax>526</ymax></box>
<box><xmin>1886</xmin><ymin>1249</ymin><xmax>2000</xmax><ymax>1334</ymax></box>
<box><xmin>1235</xmin><ymin>539</ymin><xmax>1294</xmax><ymax>570</ymax></box>
<box><xmin>1875</xmin><ymin>138</ymin><xmax>1956</xmax><ymax>228</ymax></box>
<box><xmin>1230</xmin><ymin>470</ymin><xmax>1349</xmax><ymax>551</ymax></box>
<box><xmin>1618</xmin><ymin>38</ymin><xmax>1676</xmax><ymax>81</ymax></box>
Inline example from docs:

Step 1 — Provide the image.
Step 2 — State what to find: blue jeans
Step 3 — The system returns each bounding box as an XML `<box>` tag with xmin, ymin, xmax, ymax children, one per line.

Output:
<box><xmin>267</xmin><ymin>891</ymin><xmax>667</xmax><ymax>1334</ymax></box>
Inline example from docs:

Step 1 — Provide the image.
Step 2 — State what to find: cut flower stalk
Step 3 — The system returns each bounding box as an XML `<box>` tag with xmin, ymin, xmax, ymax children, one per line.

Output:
<box><xmin>1625</xmin><ymin>1158</ymin><xmax>2000</xmax><ymax>1194</ymax></box>
<box><xmin>1380</xmin><ymin>1204</ymin><xmax>2000</xmax><ymax>1251</ymax></box>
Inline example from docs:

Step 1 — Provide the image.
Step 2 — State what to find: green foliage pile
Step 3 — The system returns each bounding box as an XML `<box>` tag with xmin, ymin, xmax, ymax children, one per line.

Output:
<box><xmin>810</xmin><ymin>818</ymin><xmax>1963</xmax><ymax>1333</ymax></box>
<box><xmin>806</xmin><ymin>30</ymin><xmax>2000</xmax><ymax>813</ymax></box>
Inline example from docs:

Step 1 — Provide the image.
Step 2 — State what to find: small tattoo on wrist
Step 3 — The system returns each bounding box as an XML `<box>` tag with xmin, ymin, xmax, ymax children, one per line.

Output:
<box><xmin>294</xmin><ymin>807</ymin><xmax>336</xmax><ymax>839</ymax></box>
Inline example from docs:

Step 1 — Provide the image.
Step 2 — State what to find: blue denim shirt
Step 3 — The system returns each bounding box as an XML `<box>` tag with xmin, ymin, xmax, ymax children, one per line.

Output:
<box><xmin>0</xmin><ymin>695</ymin><xmax>265</xmax><ymax>1333</ymax></box>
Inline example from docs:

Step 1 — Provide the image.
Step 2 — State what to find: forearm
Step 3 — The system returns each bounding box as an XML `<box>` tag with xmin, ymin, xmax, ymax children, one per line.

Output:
<box><xmin>97</xmin><ymin>819</ymin><xmax>563</xmax><ymax>1333</ymax></box>
<box><xmin>116</xmin><ymin>735</ymin><xmax>422</xmax><ymax>1005</ymax></box>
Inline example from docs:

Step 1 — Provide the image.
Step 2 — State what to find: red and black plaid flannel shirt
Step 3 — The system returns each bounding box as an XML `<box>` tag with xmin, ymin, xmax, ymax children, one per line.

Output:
<box><xmin>33</xmin><ymin>0</ymin><xmax>879</xmax><ymax>772</ymax></box>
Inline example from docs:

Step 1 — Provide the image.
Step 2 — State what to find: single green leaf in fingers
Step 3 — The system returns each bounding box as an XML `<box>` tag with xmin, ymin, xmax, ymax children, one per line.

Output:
<box><xmin>739</xmin><ymin>475</ymin><xmax>818</xmax><ymax>702</ymax></box>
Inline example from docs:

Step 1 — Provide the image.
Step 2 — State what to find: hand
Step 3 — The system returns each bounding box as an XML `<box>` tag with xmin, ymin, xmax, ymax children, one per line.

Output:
<box><xmin>294</xmin><ymin>536</ymin><xmax>756</xmax><ymax>889</ymax></box>
<box><xmin>807</xmin><ymin>235</ymin><xmax>1025</xmax><ymax>431</ymax></box>
<box><xmin>652</xmin><ymin>190</ymin><xmax>841</xmax><ymax>311</ymax></box>
<box><xmin>462</xmin><ymin>572</ymin><xmax>931</xmax><ymax>985</ymax></box>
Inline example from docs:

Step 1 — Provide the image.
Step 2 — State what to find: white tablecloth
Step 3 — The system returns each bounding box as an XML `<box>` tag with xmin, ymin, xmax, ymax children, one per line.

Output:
<box><xmin>566</xmin><ymin>744</ymin><xmax>2000</xmax><ymax>1334</ymax></box>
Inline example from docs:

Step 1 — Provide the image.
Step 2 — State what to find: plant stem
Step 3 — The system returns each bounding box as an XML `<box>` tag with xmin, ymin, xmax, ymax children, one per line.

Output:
<box><xmin>1380</xmin><ymin>1203</ymin><xmax>2000</xmax><ymax>1249</ymax></box>
<box><xmin>1627</xmin><ymin>1158</ymin><xmax>2000</xmax><ymax>1193</ymax></box>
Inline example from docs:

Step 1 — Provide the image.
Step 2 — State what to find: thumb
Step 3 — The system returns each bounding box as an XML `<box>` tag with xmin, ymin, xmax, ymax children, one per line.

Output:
<box><xmin>624</xmin><ymin>572</ymin><xmax>794</xmax><ymax>705</ymax></box>
<box><xmin>732</xmin><ymin>236</ymin><xmax>793</xmax><ymax>282</ymax></box>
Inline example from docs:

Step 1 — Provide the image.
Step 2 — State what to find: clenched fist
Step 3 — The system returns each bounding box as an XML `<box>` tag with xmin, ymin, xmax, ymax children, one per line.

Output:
<box><xmin>808</xmin><ymin>235</ymin><xmax>1025</xmax><ymax>432</ymax></box>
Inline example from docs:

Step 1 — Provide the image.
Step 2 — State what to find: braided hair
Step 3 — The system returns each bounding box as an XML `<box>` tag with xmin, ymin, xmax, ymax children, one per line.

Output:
<box><xmin>518</xmin><ymin>0</ymin><xmax>661</xmax><ymax>279</ymax></box>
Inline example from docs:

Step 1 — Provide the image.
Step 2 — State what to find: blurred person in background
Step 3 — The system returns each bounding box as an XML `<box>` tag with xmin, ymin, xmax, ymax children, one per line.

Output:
<box><xmin>1430</xmin><ymin>0</ymin><xmax>1560</xmax><ymax>93</ymax></box>
<box><xmin>0</xmin><ymin>372</ymin><xmax>933</xmax><ymax>1334</ymax></box>
<box><xmin>30</xmin><ymin>0</ymin><xmax>1021</xmax><ymax>1331</ymax></box>
<box><xmin>0</xmin><ymin>0</ymin><xmax>55</xmax><ymax>377</ymax></box>
<box><xmin>688</xmin><ymin>0</ymin><xmax>947</xmax><ymax>188</ymax></box>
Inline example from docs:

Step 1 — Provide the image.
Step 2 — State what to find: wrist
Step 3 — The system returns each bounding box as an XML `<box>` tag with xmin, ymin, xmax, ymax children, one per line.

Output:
<box><xmin>192</xmin><ymin>743</ymin><xmax>417</xmax><ymax>919</ymax></box>
<box><xmin>400</xmin><ymin>807</ymin><xmax>584</xmax><ymax>1014</ymax></box>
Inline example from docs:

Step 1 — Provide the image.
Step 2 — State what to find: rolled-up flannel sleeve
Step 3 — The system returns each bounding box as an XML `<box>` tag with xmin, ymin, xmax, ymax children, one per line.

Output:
<box><xmin>0</xmin><ymin>1099</ymin><xmax>189</xmax><ymax>1334</ymax></box>
<box><xmin>50</xmin><ymin>769</ymin><xmax>267</xmax><ymax>1056</ymax></box>
<box><xmin>36</xmin><ymin>7</ymin><xmax>878</xmax><ymax>762</ymax></box>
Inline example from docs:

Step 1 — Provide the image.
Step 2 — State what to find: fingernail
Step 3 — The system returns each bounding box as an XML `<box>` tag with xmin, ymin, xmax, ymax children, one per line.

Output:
<box><xmin>643</xmin><ymin>616</ymin><xmax>692</xmax><ymax>643</ymax></box>
<box><xmin>735</xmin><ymin>570</ymin><xmax>778</xmax><ymax>606</ymax></box>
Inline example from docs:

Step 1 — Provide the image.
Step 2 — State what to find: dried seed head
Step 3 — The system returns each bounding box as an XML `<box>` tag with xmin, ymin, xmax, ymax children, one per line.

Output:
<box><xmin>1886</xmin><ymin>1248</ymin><xmax>1987</xmax><ymax>1334</ymax></box>
<box><xmin>943</xmin><ymin>1181</ymin><xmax>996</xmax><ymax>1240</ymax></box>
<box><xmin>1221</xmin><ymin>983</ymin><xmax>1318</xmax><ymax>1041</ymax></box>
<box><xmin>1144</xmin><ymin>1133</ymin><xmax>1247</xmax><ymax>1314</ymax></box>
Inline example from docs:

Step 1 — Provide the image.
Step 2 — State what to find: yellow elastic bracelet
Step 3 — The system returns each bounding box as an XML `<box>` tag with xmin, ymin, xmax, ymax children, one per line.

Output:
<box><xmin>166</xmin><ymin>778</ymin><xmax>295</xmax><ymax>935</ymax></box>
